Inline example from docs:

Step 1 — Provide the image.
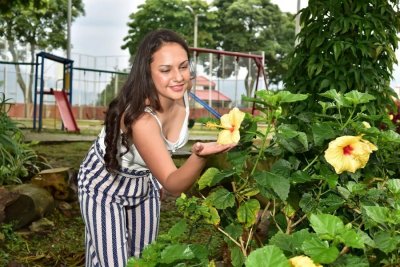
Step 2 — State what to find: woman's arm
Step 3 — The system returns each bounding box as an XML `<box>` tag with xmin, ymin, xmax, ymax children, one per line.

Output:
<box><xmin>131</xmin><ymin>113</ymin><xmax>234</xmax><ymax>196</ymax></box>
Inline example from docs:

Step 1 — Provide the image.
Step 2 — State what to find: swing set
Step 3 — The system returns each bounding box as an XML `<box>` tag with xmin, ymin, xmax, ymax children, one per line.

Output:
<box><xmin>31</xmin><ymin>48</ymin><xmax>265</xmax><ymax>132</ymax></box>
<box><xmin>189</xmin><ymin>47</ymin><xmax>267</xmax><ymax>118</ymax></box>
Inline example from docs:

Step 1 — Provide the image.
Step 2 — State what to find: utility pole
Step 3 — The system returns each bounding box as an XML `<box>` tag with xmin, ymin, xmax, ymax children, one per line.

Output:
<box><xmin>67</xmin><ymin>0</ymin><xmax>72</xmax><ymax>59</ymax></box>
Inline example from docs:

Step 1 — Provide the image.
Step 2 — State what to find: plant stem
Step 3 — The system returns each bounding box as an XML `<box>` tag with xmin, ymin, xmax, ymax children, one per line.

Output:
<box><xmin>302</xmin><ymin>155</ymin><xmax>319</xmax><ymax>172</ymax></box>
<box><xmin>250</xmin><ymin>117</ymin><xmax>274</xmax><ymax>177</ymax></box>
<box><xmin>216</xmin><ymin>226</ymin><xmax>242</xmax><ymax>248</ymax></box>
<box><xmin>291</xmin><ymin>214</ymin><xmax>307</xmax><ymax>228</ymax></box>
<box><xmin>341</xmin><ymin>106</ymin><xmax>356</xmax><ymax>130</ymax></box>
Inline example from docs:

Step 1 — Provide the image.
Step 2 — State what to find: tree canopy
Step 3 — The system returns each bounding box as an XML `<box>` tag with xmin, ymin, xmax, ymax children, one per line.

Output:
<box><xmin>122</xmin><ymin>0</ymin><xmax>295</xmax><ymax>93</ymax></box>
<box><xmin>121</xmin><ymin>0</ymin><xmax>218</xmax><ymax>57</ymax></box>
<box><xmin>284</xmin><ymin>0</ymin><xmax>400</xmax><ymax>115</ymax></box>
<box><xmin>0</xmin><ymin>0</ymin><xmax>85</xmax><ymax>103</ymax></box>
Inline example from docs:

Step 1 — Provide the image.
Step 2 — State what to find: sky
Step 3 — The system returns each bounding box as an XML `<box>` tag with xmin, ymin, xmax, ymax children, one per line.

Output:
<box><xmin>71</xmin><ymin>0</ymin><xmax>307</xmax><ymax>58</ymax></box>
<box><xmin>70</xmin><ymin>1</ymin><xmax>400</xmax><ymax>91</ymax></box>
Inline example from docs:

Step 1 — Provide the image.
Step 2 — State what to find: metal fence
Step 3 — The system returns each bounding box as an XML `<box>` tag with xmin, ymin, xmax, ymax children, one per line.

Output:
<box><xmin>1</xmin><ymin>48</ymin><xmax>268</xmax><ymax>119</ymax></box>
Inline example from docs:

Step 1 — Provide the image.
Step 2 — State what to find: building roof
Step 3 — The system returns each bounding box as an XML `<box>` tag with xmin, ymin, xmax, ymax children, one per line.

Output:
<box><xmin>192</xmin><ymin>89</ymin><xmax>231</xmax><ymax>101</ymax></box>
<box><xmin>194</xmin><ymin>75</ymin><xmax>216</xmax><ymax>87</ymax></box>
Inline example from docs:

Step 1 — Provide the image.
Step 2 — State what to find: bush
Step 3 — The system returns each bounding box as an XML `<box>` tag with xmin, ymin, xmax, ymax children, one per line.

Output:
<box><xmin>0</xmin><ymin>93</ymin><xmax>42</xmax><ymax>185</ymax></box>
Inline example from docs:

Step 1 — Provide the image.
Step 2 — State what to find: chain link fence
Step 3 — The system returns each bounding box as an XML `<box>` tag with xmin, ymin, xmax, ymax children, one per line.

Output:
<box><xmin>0</xmin><ymin>46</ymin><xmax>267</xmax><ymax>120</ymax></box>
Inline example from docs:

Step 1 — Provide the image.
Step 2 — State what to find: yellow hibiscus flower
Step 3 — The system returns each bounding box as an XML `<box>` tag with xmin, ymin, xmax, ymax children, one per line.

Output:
<box><xmin>324</xmin><ymin>135</ymin><xmax>378</xmax><ymax>174</ymax></box>
<box><xmin>206</xmin><ymin>107</ymin><xmax>245</xmax><ymax>145</ymax></box>
<box><xmin>289</xmin><ymin>255</ymin><xmax>322</xmax><ymax>267</ymax></box>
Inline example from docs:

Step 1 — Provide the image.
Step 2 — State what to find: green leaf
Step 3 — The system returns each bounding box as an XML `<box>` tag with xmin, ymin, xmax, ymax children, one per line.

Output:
<box><xmin>167</xmin><ymin>219</ymin><xmax>187</xmax><ymax>240</ymax></box>
<box><xmin>302</xmin><ymin>237</ymin><xmax>340</xmax><ymax>264</ymax></box>
<box><xmin>311</xmin><ymin>122</ymin><xmax>336</xmax><ymax>146</ymax></box>
<box><xmin>299</xmin><ymin>193</ymin><xmax>317</xmax><ymax>213</ymax></box>
<box><xmin>319</xmin><ymin>78</ymin><xmax>330</xmax><ymax>90</ymax></box>
<box><xmin>344</xmin><ymin>90</ymin><xmax>375</xmax><ymax>105</ymax></box>
<box><xmin>362</xmin><ymin>206</ymin><xmax>390</xmax><ymax>225</ymax></box>
<box><xmin>357</xmin><ymin>229</ymin><xmax>376</xmax><ymax>248</ymax></box>
<box><xmin>291</xmin><ymin>170</ymin><xmax>313</xmax><ymax>184</ymax></box>
<box><xmin>338</xmin><ymin>229</ymin><xmax>364</xmax><ymax>249</ymax></box>
<box><xmin>319</xmin><ymin>89</ymin><xmax>349</xmax><ymax>106</ymax></box>
<box><xmin>237</xmin><ymin>199</ymin><xmax>260</xmax><ymax>227</ymax></box>
<box><xmin>160</xmin><ymin>244</ymin><xmax>196</xmax><ymax>263</ymax></box>
<box><xmin>203</xmin><ymin>205</ymin><xmax>220</xmax><ymax>226</ymax></box>
<box><xmin>245</xmin><ymin>245</ymin><xmax>290</xmax><ymax>267</ymax></box>
<box><xmin>276</xmin><ymin>125</ymin><xmax>309</xmax><ymax>153</ymax></box>
<box><xmin>331</xmin><ymin>254</ymin><xmax>370</xmax><ymax>267</ymax></box>
<box><xmin>197</xmin><ymin>167</ymin><xmax>220</xmax><ymax>190</ymax></box>
<box><xmin>270</xmin><ymin>159</ymin><xmax>292</xmax><ymax>177</ymax></box>
<box><xmin>205</xmin><ymin>188</ymin><xmax>235</xmax><ymax>210</ymax></box>
<box><xmin>310</xmin><ymin>213</ymin><xmax>344</xmax><ymax>238</ymax></box>
<box><xmin>388</xmin><ymin>179</ymin><xmax>400</xmax><ymax>194</ymax></box>
<box><xmin>269</xmin><ymin>229</ymin><xmax>313</xmax><ymax>254</ymax></box>
<box><xmin>319</xmin><ymin>194</ymin><xmax>345</xmax><ymax>213</ymax></box>
<box><xmin>230</xmin><ymin>246</ymin><xmax>246</xmax><ymax>267</ymax></box>
<box><xmin>380</xmin><ymin>130</ymin><xmax>400</xmax><ymax>143</ymax></box>
<box><xmin>276</xmin><ymin>91</ymin><xmax>309</xmax><ymax>103</ymax></box>
<box><xmin>333</xmin><ymin>42</ymin><xmax>342</xmax><ymax>61</ymax></box>
<box><xmin>225</xmin><ymin>223</ymin><xmax>243</xmax><ymax>240</ymax></box>
<box><xmin>373</xmin><ymin>232</ymin><xmax>400</xmax><ymax>253</ymax></box>
<box><xmin>255</xmin><ymin>171</ymin><xmax>290</xmax><ymax>201</ymax></box>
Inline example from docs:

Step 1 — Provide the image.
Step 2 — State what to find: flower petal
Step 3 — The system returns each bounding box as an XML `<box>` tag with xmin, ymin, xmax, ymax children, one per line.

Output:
<box><xmin>324</xmin><ymin>135</ymin><xmax>377</xmax><ymax>174</ymax></box>
<box><xmin>217</xmin><ymin>130</ymin><xmax>234</xmax><ymax>145</ymax></box>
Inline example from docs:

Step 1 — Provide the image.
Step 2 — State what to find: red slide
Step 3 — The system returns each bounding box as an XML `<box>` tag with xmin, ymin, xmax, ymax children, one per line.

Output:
<box><xmin>52</xmin><ymin>90</ymin><xmax>80</xmax><ymax>133</ymax></box>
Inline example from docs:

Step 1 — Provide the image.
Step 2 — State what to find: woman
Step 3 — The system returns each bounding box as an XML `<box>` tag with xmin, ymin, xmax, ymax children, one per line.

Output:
<box><xmin>77</xmin><ymin>29</ymin><xmax>235</xmax><ymax>267</ymax></box>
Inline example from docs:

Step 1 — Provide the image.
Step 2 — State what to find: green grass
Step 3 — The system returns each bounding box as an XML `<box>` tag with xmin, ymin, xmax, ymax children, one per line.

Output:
<box><xmin>15</xmin><ymin>118</ymin><xmax>219</xmax><ymax>137</ymax></box>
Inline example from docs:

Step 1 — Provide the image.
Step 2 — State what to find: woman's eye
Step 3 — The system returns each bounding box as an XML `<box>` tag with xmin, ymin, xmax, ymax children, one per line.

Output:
<box><xmin>160</xmin><ymin>69</ymin><xmax>170</xmax><ymax>73</ymax></box>
<box><xmin>180</xmin><ymin>65</ymin><xmax>188</xmax><ymax>70</ymax></box>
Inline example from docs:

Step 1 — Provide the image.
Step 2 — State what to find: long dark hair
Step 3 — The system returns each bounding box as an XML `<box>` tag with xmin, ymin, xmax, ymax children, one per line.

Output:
<box><xmin>104</xmin><ymin>29</ymin><xmax>190</xmax><ymax>172</ymax></box>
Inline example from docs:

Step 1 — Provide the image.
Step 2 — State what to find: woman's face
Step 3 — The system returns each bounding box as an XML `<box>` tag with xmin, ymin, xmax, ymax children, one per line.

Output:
<box><xmin>150</xmin><ymin>42</ymin><xmax>191</xmax><ymax>102</ymax></box>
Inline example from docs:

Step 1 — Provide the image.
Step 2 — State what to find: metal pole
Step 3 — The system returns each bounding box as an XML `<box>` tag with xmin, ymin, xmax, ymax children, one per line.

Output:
<box><xmin>194</xmin><ymin>14</ymin><xmax>198</xmax><ymax>49</ymax></box>
<box><xmin>67</xmin><ymin>0</ymin><xmax>72</xmax><ymax>59</ymax></box>
<box><xmin>208</xmin><ymin>53</ymin><xmax>212</xmax><ymax>107</ymax></box>
<box><xmin>295</xmin><ymin>0</ymin><xmax>301</xmax><ymax>45</ymax></box>
<box><xmin>192</xmin><ymin>12</ymin><xmax>198</xmax><ymax>109</ymax></box>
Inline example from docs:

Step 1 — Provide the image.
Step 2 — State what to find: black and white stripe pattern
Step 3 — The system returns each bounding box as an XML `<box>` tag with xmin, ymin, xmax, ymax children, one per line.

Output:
<box><xmin>77</xmin><ymin>140</ymin><xmax>161</xmax><ymax>266</ymax></box>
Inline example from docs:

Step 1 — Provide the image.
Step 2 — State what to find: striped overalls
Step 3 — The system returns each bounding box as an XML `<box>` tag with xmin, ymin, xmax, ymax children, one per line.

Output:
<box><xmin>78</xmin><ymin>93</ymin><xmax>189</xmax><ymax>266</ymax></box>
<box><xmin>77</xmin><ymin>139</ymin><xmax>161</xmax><ymax>267</ymax></box>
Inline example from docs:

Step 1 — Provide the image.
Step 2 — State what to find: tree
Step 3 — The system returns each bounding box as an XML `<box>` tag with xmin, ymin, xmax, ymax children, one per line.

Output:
<box><xmin>121</xmin><ymin>0</ymin><xmax>295</xmax><ymax>99</ymax></box>
<box><xmin>0</xmin><ymin>0</ymin><xmax>45</xmax><ymax>13</ymax></box>
<box><xmin>122</xmin><ymin>0</ymin><xmax>218</xmax><ymax>58</ymax></box>
<box><xmin>212</xmin><ymin>0</ymin><xmax>296</xmax><ymax>96</ymax></box>
<box><xmin>0</xmin><ymin>0</ymin><xmax>84</xmax><ymax>105</ymax></box>
<box><xmin>284</xmin><ymin>0</ymin><xmax>400</xmax><ymax>116</ymax></box>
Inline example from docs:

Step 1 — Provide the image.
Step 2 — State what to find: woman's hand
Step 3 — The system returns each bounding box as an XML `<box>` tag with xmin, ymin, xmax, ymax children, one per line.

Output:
<box><xmin>191</xmin><ymin>142</ymin><xmax>236</xmax><ymax>157</ymax></box>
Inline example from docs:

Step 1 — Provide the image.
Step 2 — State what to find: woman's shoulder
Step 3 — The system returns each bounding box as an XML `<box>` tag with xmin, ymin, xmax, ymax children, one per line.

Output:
<box><xmin>132</xmin><ymin>111</ymin><xmax>160</xmax><ymax>131</ymax></box>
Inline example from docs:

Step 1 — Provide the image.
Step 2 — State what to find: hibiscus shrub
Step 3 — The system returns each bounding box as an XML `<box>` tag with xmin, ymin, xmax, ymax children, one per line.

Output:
<box><xmin>128</xmin><ymin>1</ymin><xmax>400</xmax><ymax>266</ymax></box>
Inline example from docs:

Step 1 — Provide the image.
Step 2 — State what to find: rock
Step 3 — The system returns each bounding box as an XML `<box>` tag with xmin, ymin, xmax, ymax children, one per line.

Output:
<box><xmin>5</xmin><ymin>184</ymin><xmax>55</xmax><ymax>229</ymax></box>
<box><xmin>29</xmin><ymin>217</ymin><xmax>55</xmax><ymax>233</ymax></box>
<box><xmin>31</xmin><ymin>167</ymin><xmax>77</xmax><ymax>201</ymax></box>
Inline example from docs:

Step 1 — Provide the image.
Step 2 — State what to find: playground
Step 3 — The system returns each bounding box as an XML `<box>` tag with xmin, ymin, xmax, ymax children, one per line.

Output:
<box><xmin>3</xmin><ymin>47</ymin><xmax>266</xmax><ymax>134</ymax></box>
<box><xmin>2</xmin><ymin>1</ymin><xmax>400</xmax><ymax>266</ymax></box>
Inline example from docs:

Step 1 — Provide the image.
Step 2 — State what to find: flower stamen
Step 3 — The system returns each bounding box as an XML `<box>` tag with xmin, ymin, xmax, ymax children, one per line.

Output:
<box><xmin>343</xmin><ymin>145</ymin><xmax>353</xmax><ymax>155</ymax></box>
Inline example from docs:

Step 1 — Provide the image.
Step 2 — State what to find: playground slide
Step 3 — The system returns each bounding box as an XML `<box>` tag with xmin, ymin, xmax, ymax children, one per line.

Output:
<box><xmin>52</xmin><ymin>90</ymin><xmax>80</xmax><ymax>132</ymax></box>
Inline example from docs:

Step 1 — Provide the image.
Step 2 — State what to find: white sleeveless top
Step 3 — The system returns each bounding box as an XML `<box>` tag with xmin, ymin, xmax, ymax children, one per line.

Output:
<box><xmin>97</xmin><ymin>92</ymin><xmax>190</xmax><ymax>170</ymax></box>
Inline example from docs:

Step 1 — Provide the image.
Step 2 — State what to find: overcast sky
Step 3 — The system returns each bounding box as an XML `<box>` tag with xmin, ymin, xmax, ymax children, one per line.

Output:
<box><xmin>69</xmin><ymin>0</ymin><xmax>400</xmax><ymax>89</ymax></box>
<box><xmin>70</xmin><ymin>0</ymin><xmax>307</xmax><ymax>57</ymax></box>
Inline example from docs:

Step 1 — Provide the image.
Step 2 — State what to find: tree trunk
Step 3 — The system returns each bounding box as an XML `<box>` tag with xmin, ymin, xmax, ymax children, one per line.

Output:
<box><xmin>4</xmin><ymin>184</ymin><xmax>55</xmax><ymax>229</ymax></box>
<box><xmin>8</xmin><ymin>40</ymin><xmax>32</xmax><ymax>107</ymax></box>
<box><xmin>0</xmin><ymin>187</ymin><xmax>19</xmax><ymax>223</ymax></box>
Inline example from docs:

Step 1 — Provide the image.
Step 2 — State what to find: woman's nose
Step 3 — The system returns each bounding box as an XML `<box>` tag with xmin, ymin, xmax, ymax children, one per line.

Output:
<box><xmin>173</xmin><ymin>69</ymin><xmax>184</xmax><ymax>82</ymax></box>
